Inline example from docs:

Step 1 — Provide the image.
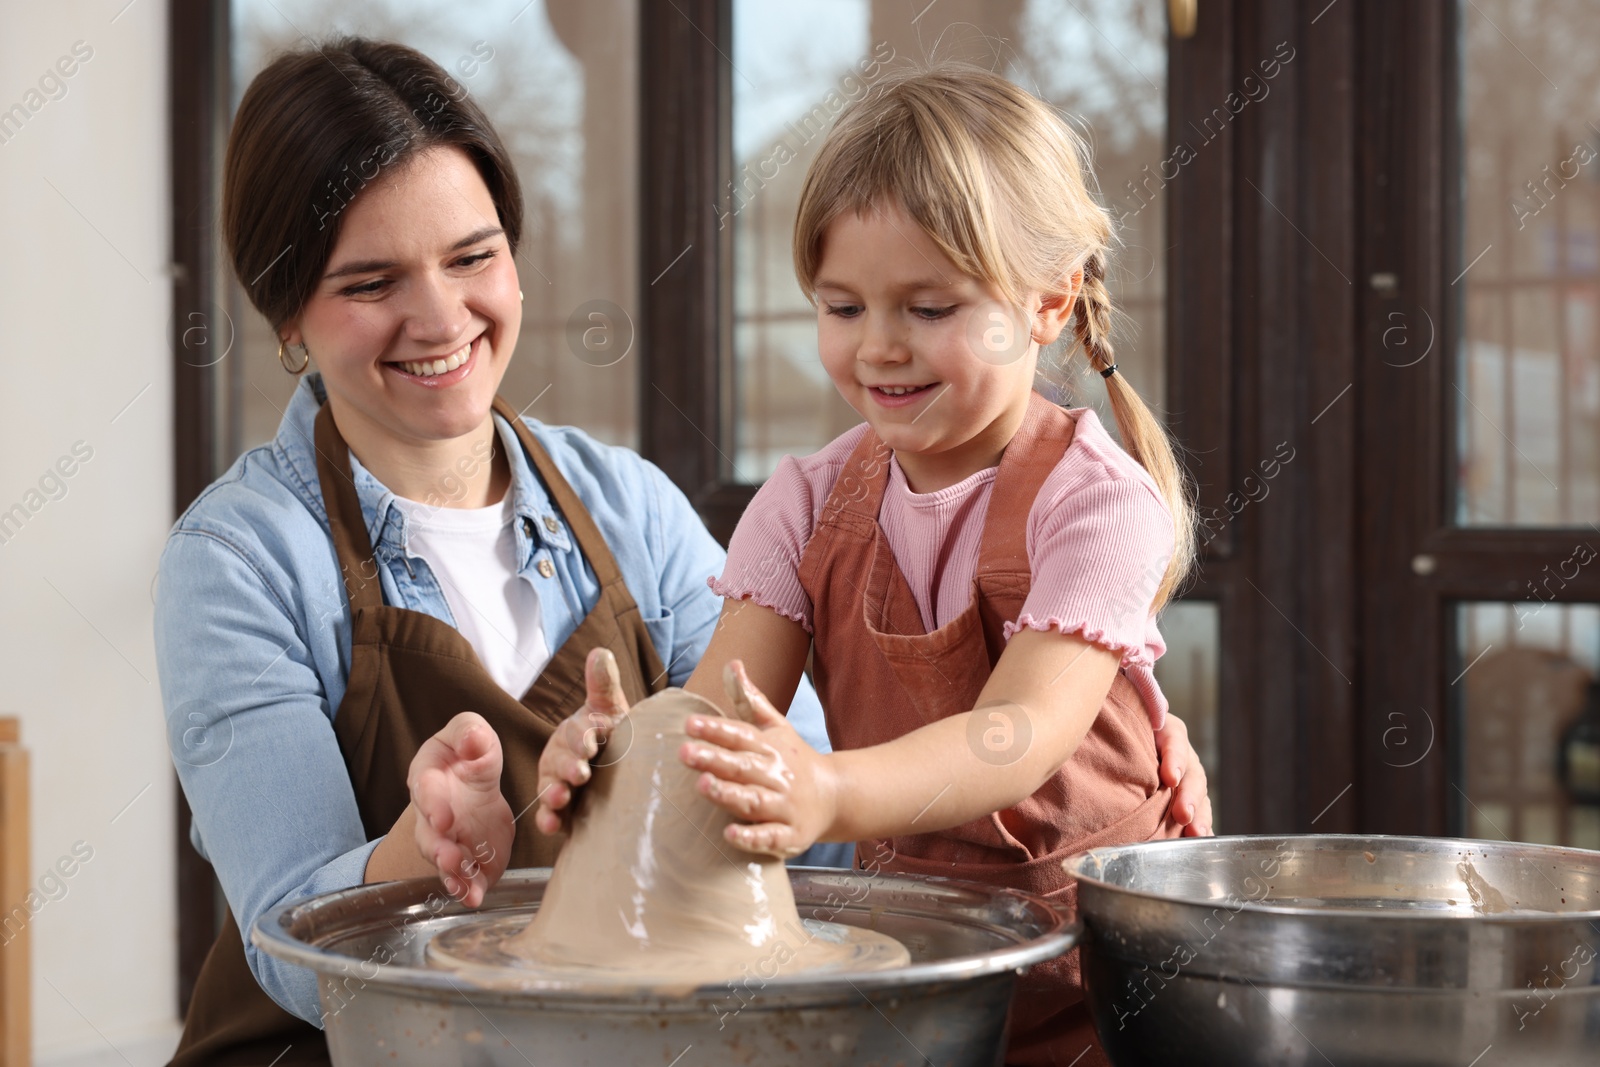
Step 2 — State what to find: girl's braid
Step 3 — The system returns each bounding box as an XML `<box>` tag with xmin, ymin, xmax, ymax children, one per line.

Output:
<box><xmin>1071</xmin><ymin>252</ymin><xmax>1116</xmax><ymax>375</ymax></box>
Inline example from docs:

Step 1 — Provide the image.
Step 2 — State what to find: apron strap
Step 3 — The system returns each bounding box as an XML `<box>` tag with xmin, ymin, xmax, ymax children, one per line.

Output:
<box><xmin>974</xmin><ymin>391</ymin><xmax>1076</xmax><ymax>578</ymax></box>
<box><xmin>312</xmin><ymin>401</ymin><xmax>385</xmax><ymax>615</ymax></box>
<box><xmin>492</xmin><ymin>397</ymin><xmax>625</xmax><ymax>590</ymax></box>
<box><xmin>493</xmin><ymin>399</ymin><xmax>669</xmax><ymax>709</ymax></box>
<box><xmin>811</xmin><ymin>425</ymin><xmax>895</xmax><ymax>539</ymax></box>
<box><xmin>313</xmin><ymin>397</ymin><xmax>641</xmax><ymax>611</ymax></box>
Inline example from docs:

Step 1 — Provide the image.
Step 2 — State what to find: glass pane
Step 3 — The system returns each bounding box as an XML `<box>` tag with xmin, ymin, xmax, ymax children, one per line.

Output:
<box><xmin>1152</xmin><ymin>600</ymin><xmax>1222</xmax><ymax>830</ymax></box>
<box><xmin>1457</xmin><ymin>0</ymin><xmax>1600</xmax><ymax>526</ymax></box>
<box><xmin>728</xmin><ymin>0</ymin><xmax>1168</xmax><ymax>480</ymax></box>
<box><xmin>1455</xmin><ymin>599</ymin><xmax>1600</xmax><ymax>849</ymax></box>
<box><xmin>220</xmin><ymin>0</ymin><xmax>638</xmax><ymax>472</ymax></box>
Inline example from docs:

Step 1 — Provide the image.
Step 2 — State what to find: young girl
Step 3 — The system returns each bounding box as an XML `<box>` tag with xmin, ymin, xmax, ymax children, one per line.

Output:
<box><xmin>532</xmin><ymin>65</ymin><xmax>1210</xmax><ymax>1063</ymax></box>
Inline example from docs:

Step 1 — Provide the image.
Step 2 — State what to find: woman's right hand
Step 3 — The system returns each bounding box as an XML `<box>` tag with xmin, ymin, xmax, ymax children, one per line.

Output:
<box><xmin>407</xmin><ymin>711</ymin><xmax>514</xmax><ymax>907</ymax></box>
<box><xmin>534</xmin><ymin>648</ymin><xmax>631</xmax><ymax>835</ymax></box>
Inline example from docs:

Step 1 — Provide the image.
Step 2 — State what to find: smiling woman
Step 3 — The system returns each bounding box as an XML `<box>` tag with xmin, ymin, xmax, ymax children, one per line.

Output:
<box><xmin>223</xmin><ymin>41</ymin><xmax>524</xmax><ymax>500</ymax></box>
<box><xmin>274</xmin><ymin>150</ymin><xmax>521</xmax><ymax>499</ymax></box>
<box><xmin>155</xmin><ymin>36</ymin><xmax>846</xmax><ymax>1067</ymax></box>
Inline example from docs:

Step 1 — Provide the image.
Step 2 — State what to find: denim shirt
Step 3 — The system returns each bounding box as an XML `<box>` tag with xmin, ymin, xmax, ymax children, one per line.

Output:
<box><xmin>154</xmin><ymin>375</ymin><xmax>843</xmax><ymax>1025</ymax></box>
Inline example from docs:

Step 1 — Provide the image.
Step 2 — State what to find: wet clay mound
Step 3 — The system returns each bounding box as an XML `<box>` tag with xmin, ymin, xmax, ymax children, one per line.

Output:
<box><xmin>428</xmin><ymin>687</ymin><xmax>908</xmax><ymax>986</ymax></box>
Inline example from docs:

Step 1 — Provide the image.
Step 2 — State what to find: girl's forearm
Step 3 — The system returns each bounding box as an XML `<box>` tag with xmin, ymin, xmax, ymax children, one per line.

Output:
<box><xmin>823</xmin><ymin>709</ymin><xmax>1067</xmax><ymax>842</ymax></box>
<box><xmin>820</xmin><ymin>631</ymin><xmax>1119</xmax><ymax>842</ymax></box>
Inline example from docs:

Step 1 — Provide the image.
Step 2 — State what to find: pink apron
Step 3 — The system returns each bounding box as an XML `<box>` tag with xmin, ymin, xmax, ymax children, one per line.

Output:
<box><xmin>797</xmin><ymin>392</ymin><xmax>1183</xmax><ymax>1065</ymax></box>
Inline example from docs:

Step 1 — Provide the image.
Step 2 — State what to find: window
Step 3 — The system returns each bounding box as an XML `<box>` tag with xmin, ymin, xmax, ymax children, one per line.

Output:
<box><xmin>1446</xmin><ymin>0</ymin><xmax>1600</xmax><ymax>848</ymax></box>
<box><xmin>219</xmin><ymin>0</ymin><xmax>641</xmax><ymax>462</ymax></box>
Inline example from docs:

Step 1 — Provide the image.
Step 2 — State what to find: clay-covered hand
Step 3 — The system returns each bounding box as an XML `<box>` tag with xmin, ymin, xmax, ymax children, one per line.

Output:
<box><xmin>407</xmin><ymin>711</ymin><xmax>514</xmax><ymax>907</ymax></box>
<box><xmin>1154</xmin><ymin>711</ymin><xmax>1214</xmax><ymax>836</ymax></box>
<box><xmin>680</xmin><ymin>659</ymin><xmax>839</xmax><ymax>858</ymax></box>
<box><xmin>534</xmin><ymin>647</ymin><xmax>630</xmax><ymax>836</ymax></box>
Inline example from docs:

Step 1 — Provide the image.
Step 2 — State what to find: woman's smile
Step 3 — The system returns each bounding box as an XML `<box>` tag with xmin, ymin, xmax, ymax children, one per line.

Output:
<box><xmin>387</xmin><ymin>332</ymin><xmax>483</xmax><ymax>385</ymax></box>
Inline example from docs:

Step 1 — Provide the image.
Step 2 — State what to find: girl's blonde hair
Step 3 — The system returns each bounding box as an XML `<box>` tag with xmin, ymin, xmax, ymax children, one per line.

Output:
<box><xmin>792</xmin><ymin>63</ymin><xmax>1195</xmax><ymax>609</ymax></box>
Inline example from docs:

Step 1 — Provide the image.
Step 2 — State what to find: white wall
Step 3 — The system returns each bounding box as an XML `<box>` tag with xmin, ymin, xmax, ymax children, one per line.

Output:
<box><xmin>0</xmin><ymin>1</ymin><xmax>179</xmax><ymax>1063</ymax></box>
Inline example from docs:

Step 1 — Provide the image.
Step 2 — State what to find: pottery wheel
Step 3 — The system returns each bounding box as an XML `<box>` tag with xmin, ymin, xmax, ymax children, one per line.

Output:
<box><xmin>427</xmin><ymin>687</ymin><xmax>910</xmax><ymax>987</ymax></box>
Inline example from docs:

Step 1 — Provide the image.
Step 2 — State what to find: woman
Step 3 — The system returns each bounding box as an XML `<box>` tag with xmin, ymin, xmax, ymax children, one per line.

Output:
<box><xmin>155</xmin><ymin>37</ymin><xmax>1212</xmax><ymax>1065</ymax></box>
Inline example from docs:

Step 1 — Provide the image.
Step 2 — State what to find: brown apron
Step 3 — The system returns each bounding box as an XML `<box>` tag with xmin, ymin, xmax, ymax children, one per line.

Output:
<box><xmin>796</xmin><ymin>391</ymin><xmax>1183</xmax><ymax>1067</ymax></box>
<box><xmin>169</xmin><ymin>397</ymin><xmax>666</xmax><ymax>1066</ymax></box>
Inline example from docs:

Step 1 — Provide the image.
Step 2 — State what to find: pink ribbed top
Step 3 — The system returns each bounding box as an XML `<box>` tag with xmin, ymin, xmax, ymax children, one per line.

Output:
<box><xmin>710</xmin><ymin>407</ymin><xmax>1177</xmax><ymax>727</ymax></box>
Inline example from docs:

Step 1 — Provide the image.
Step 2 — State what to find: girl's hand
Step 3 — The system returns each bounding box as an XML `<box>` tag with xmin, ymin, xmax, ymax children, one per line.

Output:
<box><xmin>680</xmin><ymin>659</ymin><xmax>839</xmax><ymax>858</ymax></box>
<box><xmin>534</xmin><ymin>648</ymin><xmax>630</xmax><ymax>836</ymax></box>
<box><xmin>407</xmin><ymin>712</ymin><xmax>514</xmax><ymax>907</ymax></box>
<box><xmin>1153</xmin><ymin>712</ymin><xmax>1214</xmax><ymax>836</ymax></box>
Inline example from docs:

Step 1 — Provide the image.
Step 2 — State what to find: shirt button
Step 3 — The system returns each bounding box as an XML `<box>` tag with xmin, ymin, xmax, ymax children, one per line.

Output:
<box><xmin>543</xmin><ymin>515</ymin><xmax>559</xmax><ymax>534</ymax></box>
<box><xmin>522</xmin><ymin>517</ymin><xmax>535</xmax><ymax>536</ymax></box>
<box><xmin>537</xmin><ymin>558</ymin><xmax>555</xmax><ymax>579</ymax></box>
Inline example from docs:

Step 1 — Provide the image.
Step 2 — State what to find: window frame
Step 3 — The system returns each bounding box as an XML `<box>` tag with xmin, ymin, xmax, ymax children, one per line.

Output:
<box><xmin>1358</xmin><ymin>0</ymin><xmax>1600</xmax><ymax>837</ymax></box>
<box><xmin>168</xmin><ymin>0</ymin><xmax>226</xmax><ymax>1014</ymax></box>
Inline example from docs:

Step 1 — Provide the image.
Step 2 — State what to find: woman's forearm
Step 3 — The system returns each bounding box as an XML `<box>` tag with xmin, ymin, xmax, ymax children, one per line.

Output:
<box><xmin>363</xmin><ymin>803</ymin><xmax>436</xmax><ymax>883</ymax></box>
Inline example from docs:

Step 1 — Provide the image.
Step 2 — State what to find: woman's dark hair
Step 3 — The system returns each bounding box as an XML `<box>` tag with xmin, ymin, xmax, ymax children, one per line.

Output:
<box><xmin>222</xmin><ymin>37</ymin><xmax>523</xmax><ymax>332</ymax></box>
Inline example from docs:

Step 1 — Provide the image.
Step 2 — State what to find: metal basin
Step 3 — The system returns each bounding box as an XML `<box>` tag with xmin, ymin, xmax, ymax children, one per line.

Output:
<box><xmin>1064</xmin><ymin>835</ymin><xmax>1600</xmax><ymax>1066</ymax></box>
<box><xmin>254</xmin><ymin>867</ymin><xmax>1079</xmax><ymax>1066</ymax></box>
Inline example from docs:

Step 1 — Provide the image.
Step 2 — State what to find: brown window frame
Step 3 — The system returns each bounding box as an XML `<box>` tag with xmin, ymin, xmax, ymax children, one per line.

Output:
<box><xmin>638</xmin><ymin>0</ymin><xmax>752</xmax><ymax>543</ymax></box>
<box><xmin>168</xmin><ymin>0</ymin><xmax>225</xmax><ymax>1013</ymax></box>
<box><xmin>1358</xmin><ymin>0</ymin><xmax>1600</xmax><ymax>836</ymax></box>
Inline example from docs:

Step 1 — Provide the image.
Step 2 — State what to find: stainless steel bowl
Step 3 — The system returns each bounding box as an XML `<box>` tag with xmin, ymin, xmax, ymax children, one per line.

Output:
<box><xmin>254</xmin><ymin>867</ymin><xmax>1080</xmax><ymax>1066</ymax></box>
<box><xmin>1064</xmin><ymin>835</ymin><xmax>1600</xmax><ymax>1066</ymax></box>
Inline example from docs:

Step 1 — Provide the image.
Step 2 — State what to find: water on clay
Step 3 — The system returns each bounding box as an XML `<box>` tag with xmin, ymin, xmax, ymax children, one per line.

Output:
<box><xmin>427</xmin><ymin>687</ymin><xmax>911</xmax><ymax>989</ymax></box>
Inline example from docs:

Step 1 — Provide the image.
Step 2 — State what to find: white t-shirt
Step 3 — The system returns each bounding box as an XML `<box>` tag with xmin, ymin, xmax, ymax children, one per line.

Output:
<box><xmin>392</xmin><ymin>493</ymin><xmax>551</xmax><ymax>696</ymax></box>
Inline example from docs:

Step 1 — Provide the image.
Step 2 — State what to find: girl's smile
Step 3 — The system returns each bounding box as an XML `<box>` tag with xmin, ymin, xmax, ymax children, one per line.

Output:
<box><xmin>867</xmin><ymin>382</ymin><xmax>942</xmax><ymax>407</ymax></box>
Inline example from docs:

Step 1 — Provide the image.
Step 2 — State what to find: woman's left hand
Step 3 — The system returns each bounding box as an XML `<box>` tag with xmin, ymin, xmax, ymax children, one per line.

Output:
<box><xmin>1153</xmin><ymin>711</ymin><xmax>1213</xmax><ymax>836</ymax></box>
<box><xmin>680</xmin><ymin>659</ymin><xmax>839</xmax><ymax>858</ymax></box>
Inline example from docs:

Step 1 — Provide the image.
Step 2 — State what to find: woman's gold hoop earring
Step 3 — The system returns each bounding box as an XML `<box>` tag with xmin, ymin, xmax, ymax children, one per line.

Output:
<box><xmin>278</xmin><ymin>338</ymin><xmax>311</xmax><ymax>374</ymax></box>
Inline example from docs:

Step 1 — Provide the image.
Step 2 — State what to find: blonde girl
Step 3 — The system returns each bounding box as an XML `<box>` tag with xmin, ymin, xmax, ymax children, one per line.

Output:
<box><xmin>530</xmin><ymin>64</ymin><xmax>1212</xmax><ymax>1064</ymax></box>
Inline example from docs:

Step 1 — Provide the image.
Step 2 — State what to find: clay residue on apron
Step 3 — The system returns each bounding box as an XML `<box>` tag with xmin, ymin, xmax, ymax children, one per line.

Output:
<box><xmin>429</xmin><ymin>688</ymin><xmax>908</xmax><ymax>987</ymax></box>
